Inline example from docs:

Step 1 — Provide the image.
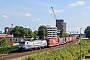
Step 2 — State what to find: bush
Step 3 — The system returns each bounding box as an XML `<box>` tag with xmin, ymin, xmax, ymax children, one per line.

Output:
<box><xmin>0</xmin><ymin>38</ymin><xmax>10</xmax><ymax>47</ymax></box>
<box><xmin>0</xmin><ymin>45</ymin><xmax>18</xmax><ymax>54</ymax></box>
<box><xmin>81</xmin><ymin>39</ymin><xmax>88</xmax><ymax>46</ymax></box>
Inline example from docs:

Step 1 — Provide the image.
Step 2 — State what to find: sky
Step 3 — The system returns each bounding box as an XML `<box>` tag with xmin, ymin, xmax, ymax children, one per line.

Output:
<box><xmin>0</xmin><ymin>0</ymin><xmax>90</xmax><ymax>34</ymax></box>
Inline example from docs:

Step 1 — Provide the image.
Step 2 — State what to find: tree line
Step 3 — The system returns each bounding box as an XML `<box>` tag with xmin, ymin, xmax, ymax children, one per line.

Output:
<box><xmin>10</xmin><ymin>25</ymin><xmax>71</xmax><ymax>39</ymax></box>
<box><xmin>10</xmin><ymin>26</ymin><xmax>48</xmax><ymax>39</ymax></box>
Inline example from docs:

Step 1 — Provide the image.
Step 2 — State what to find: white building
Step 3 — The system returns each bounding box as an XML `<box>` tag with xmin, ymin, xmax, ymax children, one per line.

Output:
<box><xmin>46</xmin><ymin>25</ymin><xmax>57</xmax><ymax>38</ymax></box>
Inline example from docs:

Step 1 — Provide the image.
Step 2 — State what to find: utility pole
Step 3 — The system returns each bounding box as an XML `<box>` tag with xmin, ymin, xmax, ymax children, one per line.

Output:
<box><xmin>77</xmin><ymin>31</ymin><xmax>78</xmax><ymax>43</ymax></box>
<box><xmin>80</xmin><ymin>28</ymin><xmax>82</xmax><ymax>60</ymax></box>
<box><xmin>62</xmin><ymin>29</ymin><xmax>64</xmax><ymax>47</ymax></box>
<box><xmin>61</xmin><ymin>22</ymin><xmax>64</xmax><ymax>47</ymax></box>
<box><xmin>43</xmin><ymin>29</ymin><xmax>45</xmax><ymax>40</ymax></box>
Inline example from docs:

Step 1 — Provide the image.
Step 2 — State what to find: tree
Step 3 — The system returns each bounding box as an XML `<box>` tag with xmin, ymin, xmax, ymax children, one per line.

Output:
<box><xmin>64</xmin><ymin>32</ymin><xmax>70</xmax><ymax>37</ymax></box>
<box><xmin>0</xmin><ymin>38</ymin><xmax>10</xmax><ymax>47</ymax></box>
<box><xmin>26</xmin><ymin>29</ymin><xmax>34</xmax><ymax>38</ymax></box>
<box><xmin>10</xmin><ymin>26</ymin><xmax>27</xmax><ymax>37</ymax></box>
<box><xmin>0</xmin><ymin>40</ymin><xmax>2</xmax><ymax>47</ymax></box>
<box><xmin>59</xmin><ymin>29</ymin><xmax>69</xmax><ymax>38</ymax></box>
<box><xmin>38</xmin><ymin>26</ymin><xmax>48</xmax><ymax>39</ymax></box>
<box><xmin>34</xmin><ymin>30</ymin><xmax>38</xmax><ymax>39</ymax></box>
<box><xmin>60</xmin><ymin>29</ymin><xmax>63</xmax><ymax>38</ymax></box>
<box><xmin>57</xmin><ymin>36</ymin><xmax>60</xmax><ymax>38</ymax></box>
<box><xmin>84</xmin><ymin>26</ymin><xmax>90</xmax><ymax>39</ymax></box>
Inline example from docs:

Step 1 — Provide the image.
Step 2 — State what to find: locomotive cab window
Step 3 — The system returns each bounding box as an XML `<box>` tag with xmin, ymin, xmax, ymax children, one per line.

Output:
<box><xmin>10</xmin><ymin>39</ymin><xmax>12</xmax><ymax>41</ymax></box>
<box><xmin>27</xmin><ymin>42</ymin><xmax>28</xmax><ymax>44</ymax></box>
<box><xmin>20</xmin><ymin>42</ymin><xmax>25</xmax><ymax>44</ymax></box>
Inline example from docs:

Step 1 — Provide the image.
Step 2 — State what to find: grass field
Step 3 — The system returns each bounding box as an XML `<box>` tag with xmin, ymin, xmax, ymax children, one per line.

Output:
<box><xmin>18</xmin><ymin>40</ymin><xmax>90</xmax><ymax>60</ymax></box>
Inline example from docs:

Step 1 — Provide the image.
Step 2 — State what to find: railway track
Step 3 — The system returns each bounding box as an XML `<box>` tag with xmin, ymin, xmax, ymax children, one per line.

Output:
<box><xmin>0</xmin><ymin>40</ymin><xmax>78</xmax><ymax>60</ymax></box>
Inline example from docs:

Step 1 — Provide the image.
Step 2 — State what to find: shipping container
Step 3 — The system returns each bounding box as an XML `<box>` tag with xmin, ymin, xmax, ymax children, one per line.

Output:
<box><xmin>71</xmin><ymin>36</ymin><xmax>76</xmax><ymax>41</ymax></box>
<box><xmin>58</xmin><ymin>38</ymin><xmax>66</xmax><ymax>44</ymax></box>
<box><xmin>46</xmin><ymin>38</ymin><xmax>59</xmax><ymax>46</ymax></box>
<box><xmin>70</xmin><ymin>37</ymin><xmax>72</xmax><ymax>42</ymax></box>
<box><xmin>65</xmin><ymin>37</ymin><xmax>71</xmax><ymax>43</ymax></box>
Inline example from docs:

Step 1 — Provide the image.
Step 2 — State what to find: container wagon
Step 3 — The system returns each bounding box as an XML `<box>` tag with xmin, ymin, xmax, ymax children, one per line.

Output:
<box><xmin>58</xmin><ymin>38</ymin><xmax>66</xmax><ymax>45</ymax></box>
<box><xmin>46</xmin><ymin>38</ymin><xmax>59</xmax><ymax>46</ymax></box>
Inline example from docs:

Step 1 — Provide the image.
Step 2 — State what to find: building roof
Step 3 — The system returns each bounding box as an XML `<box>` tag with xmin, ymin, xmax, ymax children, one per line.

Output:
<box><xmin>0</xmin><ymin>34</ymin><xmax>12</xmax><ymax>38</ymax></box>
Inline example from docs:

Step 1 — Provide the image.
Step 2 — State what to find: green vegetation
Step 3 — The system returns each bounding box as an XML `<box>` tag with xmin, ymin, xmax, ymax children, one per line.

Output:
<box><xmin>0</xmin><ymin>38</ymin><xmax>10</xmax><ymax>47</ymax></box>
<box><xmin>10</xmin><ymin>25</ymin><xmax>48</xmax><ymax>39</ymax></box>
<box><xmin>0</xmin><ymin>45</ymin><xmax>18</xmax><ymax>54</ymax></box>
<box><xmin>0</xmin><ymin>38</ymin><xmax>18</xmax><ymax>54</ymax></box>
<box><xmin>34</xmin><ymin>30</ymin><xmax>38</xmax><ymax>39</ymax></box>
<box><xmin>84</xmin><ymin>26</ymin><xmax>90</xmax><ymax>39</ymax></box>
<box><xmin>59</xmin><ymin>29</ymin><xmax>63</xmax><ymax>37</ymax></box>
<box><xmin>64</xmin><ymin>32</ymin><xmax>70</xmax><ymax>37</ymax></box>
<box><xmin>10</xmin><ymin>26</ymin><xmax>34</xmax><ymax>38</ymax></box>
<box><xmin>19</xmin><ymin>40</ymin><xmax>90</xmax><ymax>60</ymax></box>
<box><xmin>59</xmin><ymin>29</ymin><xmax>70</xmax><ymax>38</ymax></box>
<box><xmin>38</xmin><ymin>26</ymin><xmax>48</xmax><ymax>39</ymax></box>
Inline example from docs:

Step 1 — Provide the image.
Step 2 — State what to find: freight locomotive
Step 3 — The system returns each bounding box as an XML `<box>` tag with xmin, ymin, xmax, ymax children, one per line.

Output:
<box><xmin>18</xmin><ymin>36</ymin><xmax>77</xmax><ymax>51</ymax></box>
<box><xmin>18</xmin><ymin>40</ymin><xmax>47</xmax><ymax>51</ymax></box>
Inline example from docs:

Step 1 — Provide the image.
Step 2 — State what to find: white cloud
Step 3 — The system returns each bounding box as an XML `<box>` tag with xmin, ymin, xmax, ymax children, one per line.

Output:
<box><xmin>36</xmin><ymin>18</ymin><xmax>40</xmax><ymax>20</ymax></box>
<box><xmin>68</xmin><ymin>3</ymin><xmax>78</xmax><ymax>7</ymax></box>
<box><xmin>49</xmin><ymin>9</ymin><xmax>64</xmax><ymax>14</ymax></box>
<box><xmin>1</xmin><ymin>15</ymin><xmax>8</xmax><ymax>18</ymax></box>
<box><xmin>88</xmin><ymin>7</ymin><xmax>90</xmax><ymax>9</ymax></box>
<box><xmin>25</xmin><ymin>14</ymin><xmax>31</xmax><ymax>17</ymax></box>
<box><xmin>68</xmin><ymin>1</ymin><xmax>85</xmax><ymax>7</ymax></box>
<box><xmin>77</xmin><ymin>1</ymin><xmax>85</xmax><ymax>5</ymax></box>
<box><xmin>82</xmin><ymin>12</ymin><xmax>87</xmax><ymax>14</ymax></box>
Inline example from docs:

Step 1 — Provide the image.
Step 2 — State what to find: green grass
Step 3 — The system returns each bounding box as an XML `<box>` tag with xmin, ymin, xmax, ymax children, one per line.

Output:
<box><xmin>19</xmin><ymin>40</ymin><xmax>90</xmax><ymax>60</ymax></box>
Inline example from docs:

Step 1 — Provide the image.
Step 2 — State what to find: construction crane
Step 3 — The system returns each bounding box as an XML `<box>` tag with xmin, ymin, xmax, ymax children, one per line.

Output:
<box><xmin>51</xmin><ymin>6</ymin><xmax>56</xmax><ymax>20</ymax></box>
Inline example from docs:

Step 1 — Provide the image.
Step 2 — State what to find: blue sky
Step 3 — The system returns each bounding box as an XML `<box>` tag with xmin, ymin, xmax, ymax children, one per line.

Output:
<box><xmin>0</xmin><ymin>0</ymin><xmax>90</xmax><ymax>34</ymax></box>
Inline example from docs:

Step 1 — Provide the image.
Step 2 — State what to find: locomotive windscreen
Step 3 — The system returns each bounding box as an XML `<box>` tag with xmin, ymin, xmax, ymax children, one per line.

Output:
<box><xmin>19</xmin><ymin>42</ymin><xmax>25</xmax><ymax>44</ymax></box>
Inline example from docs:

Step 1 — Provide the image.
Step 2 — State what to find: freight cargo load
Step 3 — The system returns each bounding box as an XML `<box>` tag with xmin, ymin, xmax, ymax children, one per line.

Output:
<box><xmin>18</xmin><ymin>36</ymin><xmax>77</xmax><ymax>51</ymax></box>
<box><xmin>71</xmin><ymin>36</ymin><xmax>76</xmax><ymax>41</ymax></box>
<box><xmin>65</xmin><ymin>37</ymin><xmax>71</xmax><ymax>43</ymax></box>
<box><xmin>46</xmin><ymin>38</ymin><xmax>59</xmax><ymax>46</ymax></box>
<box><xmin>58</xmin><ymin>38</ymin><xmax>66</xmax><ymax>44</ymax></box>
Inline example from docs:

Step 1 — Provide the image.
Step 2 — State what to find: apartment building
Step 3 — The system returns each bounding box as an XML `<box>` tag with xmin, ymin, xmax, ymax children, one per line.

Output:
<box><xmin>46</xmin><ymin>25</ymin><xmax>57</xmax><ymax>38</ymax></box>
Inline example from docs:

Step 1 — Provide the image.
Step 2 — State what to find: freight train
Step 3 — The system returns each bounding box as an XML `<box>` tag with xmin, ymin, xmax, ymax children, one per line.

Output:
<box><xmin>18</xmin><ymin>36</ymin><xmax>77</xmax><ymax>51</ymax></box>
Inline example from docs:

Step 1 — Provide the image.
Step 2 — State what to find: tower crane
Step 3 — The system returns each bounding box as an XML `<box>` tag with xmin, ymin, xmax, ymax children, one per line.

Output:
<box><xmin>51</xmin><ymin>6</ymin><xmax>56</xmax><ymax>20</ymax></box>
